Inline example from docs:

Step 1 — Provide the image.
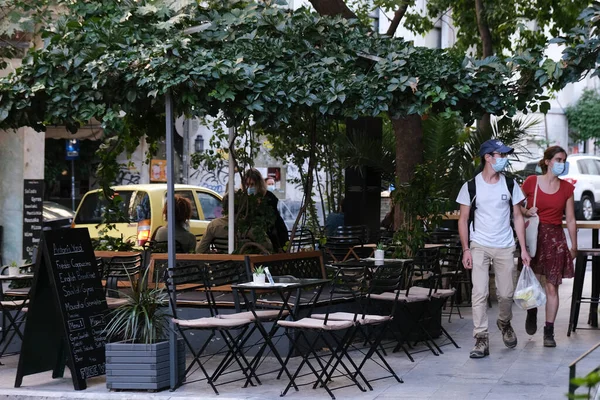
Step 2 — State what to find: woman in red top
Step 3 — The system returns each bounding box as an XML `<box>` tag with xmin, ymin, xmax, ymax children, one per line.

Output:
<box><xmin>520</xmin><ymin>146</ymin><xmax>577</xmax><ymax>348</ymax></box>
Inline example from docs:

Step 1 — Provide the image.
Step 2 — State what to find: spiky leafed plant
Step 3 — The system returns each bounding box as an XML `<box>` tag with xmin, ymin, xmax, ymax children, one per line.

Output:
<box><xmin>423</xmin><ymin>113</ymin><xmax>542</xmax><ymax>205</ymax></box>
<box><xmin>104</xmin><ymin>268</ymin><xmax>170</xmax><ymax>344</ymax></box>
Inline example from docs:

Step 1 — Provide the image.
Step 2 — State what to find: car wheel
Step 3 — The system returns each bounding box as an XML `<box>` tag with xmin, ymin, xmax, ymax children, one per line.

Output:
<box><xmin>581</xmin><ymin>195</ymin><xmax>595</xmax><ymax>221</ymax></box>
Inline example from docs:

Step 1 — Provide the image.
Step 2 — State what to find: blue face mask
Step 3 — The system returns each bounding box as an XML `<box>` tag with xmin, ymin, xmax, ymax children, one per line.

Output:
<box><xmin>247</xmin><ymin>187</ymin><xmax>256</xmax><ymax>195</ymax></box>
<box><xmin>551</xmin><ymin>161</ymin><xmax>569</xmax><ymax>176</ymax></box>
<box><xmin>267</xmin><ymin>185</ymin><xmax>275</xmax><ymax>192</ymax></box>
<box><xmin>492</xmin><ymin>157</ymin><xmax>508</xmax><ymax>172</ymax></box>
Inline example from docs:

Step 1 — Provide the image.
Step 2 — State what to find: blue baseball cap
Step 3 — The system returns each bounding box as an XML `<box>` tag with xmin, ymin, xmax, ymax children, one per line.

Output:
<box><xmin>479</xmin><ymin>139</ymin><xmax>514</xmax><ymax>157</ymax></box>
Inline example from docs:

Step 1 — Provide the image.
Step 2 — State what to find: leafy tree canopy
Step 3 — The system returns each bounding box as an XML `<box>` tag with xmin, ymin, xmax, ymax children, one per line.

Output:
<box><xmin>565</xmin><ymin>89</ymin><xmax>600</xmax><ymax>143</ymax></box>
<box><xmin>0</xmin><ymin>0</ymin><xmax>550</xmax><ymax>188</ymax></box>
<box><xmin>351</xmin><ymin>0</ymin><xmax>588</xmax><ymax>58</ymax></box>
<box><xmin>551</xmin><ymin>2</ymin><xmax>600</xmax><ymax>87</ymax></box>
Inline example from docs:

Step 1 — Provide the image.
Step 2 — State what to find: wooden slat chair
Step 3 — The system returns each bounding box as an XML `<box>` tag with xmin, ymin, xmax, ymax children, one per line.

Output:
<box><xmin>287</xmin><ymin>227</ymin><xmax>316</xmax><ymax>253</ymax></box>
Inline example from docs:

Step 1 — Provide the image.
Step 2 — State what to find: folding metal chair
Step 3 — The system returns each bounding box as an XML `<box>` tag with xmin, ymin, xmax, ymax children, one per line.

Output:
<box><xmin>287</xmin><ymin>227</ymin><xmax>316</xmax><ymax>252</ymax></box>
<box><xmin>203</xmin><ymin>260</ymin><xmax>293</xmax><ymax>383</ymax></box>
<box><xmin>165</xmin><ymin>262</ymin><xmax>259</xmax><ymax>395</ymax></box>
<box><xmin>311</xmin><ymin>264</ymin><xmax>405</xmax><ymax>390</ymax></box>
<box><xmin>0</xmin><ymin>267</ymin><xmax>29</xmax><ymax>361</ymax></box>
<box><xmin>104</xmin><ymin>253</ymin><xmax>143</xmax><ymax>298</ymax></box>
<box><xmin>400</xmin><ymin>247</ymin><xmax>460</xmax><ymax>352</ymax></box>
<box><xmin>277</xmin><ymin>269</ymin><xmax>367</xmax><ymax>399</ymax></box>
<box><xmin>209</xmin><ymin>237</ymin><xmax>229</xmax><ymax>253</ymax></box>
<box><xmin>438</xmin><ymin>246</ymin><xmax>465</xmax><ymax>322</ymax></box>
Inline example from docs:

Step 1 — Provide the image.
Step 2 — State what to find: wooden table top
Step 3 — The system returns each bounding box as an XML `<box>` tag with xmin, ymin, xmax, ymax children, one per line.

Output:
<box><xmin>0</xmin><ymin>274</ymin><xmax>34</xmax><ymax>281</ymax></box>
<box><xmin>442</xmin><ymin>213</ymin><xmax>461</xmax><ymax>220</ymax></box>
<box><xmin>424</xmin><ymin>243</ymin><xmax>447</xmax><ymax>249</ymax></box>
<box><xmin>562</xmin><ymin>221</ymin><xmax>600</xmax><ymax>229</ymax></box>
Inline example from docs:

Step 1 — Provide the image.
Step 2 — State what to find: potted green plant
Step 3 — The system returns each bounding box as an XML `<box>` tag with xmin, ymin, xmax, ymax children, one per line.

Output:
<box><xmin>374</xmin><ymin>243</ymin><xmax>385</xmax><ymax>261</ymax></box>
<box><xmin>8</xmin><ymin>261</ymin><xmax>20</xmax><ymax>276</ymax></box>
<box><xmin>103</xmin><ymin>269</ymin><xmax>184</xmax><ymax>390</ymax></box>
<box><xmin>253</xmin><ymin>266</ymin><xmax>266</xmax><ymax>285</ymax></box>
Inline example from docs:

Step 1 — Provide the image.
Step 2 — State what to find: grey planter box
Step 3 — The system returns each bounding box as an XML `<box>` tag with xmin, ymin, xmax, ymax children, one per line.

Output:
<box><xmin>106</xmin><ymin>338</ymin><xmax>185</xmax><ymax>391</ymax></box>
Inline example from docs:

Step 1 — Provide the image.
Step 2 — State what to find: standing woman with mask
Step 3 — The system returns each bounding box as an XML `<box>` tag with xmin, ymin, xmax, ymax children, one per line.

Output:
<box><xmin>244</xmin><ymin>168</ymin><xmax>289</xmax><ymax>252</ymax></box>
<box><xmin>520</xmin><ymin>146</ymin><xmax>577</xmax><ymax>347</ymax></box>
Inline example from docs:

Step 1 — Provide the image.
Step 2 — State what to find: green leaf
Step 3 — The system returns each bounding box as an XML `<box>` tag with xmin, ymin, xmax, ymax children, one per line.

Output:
<box><xmin>539</xmin><ymin>101</ymin><xmax>551</xmax><ymax>114</ymax></box>
<box><xmin>126</xmin><ymin>90</ymin><xmax>137</xmax><ymax>103</ymax></box>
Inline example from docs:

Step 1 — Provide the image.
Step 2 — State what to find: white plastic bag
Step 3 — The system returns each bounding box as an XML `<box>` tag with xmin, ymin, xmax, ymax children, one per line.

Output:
<box><xmin>513</xmin><ymin>265</ymin><xmax>546</xmax><ymax>310</ymax></box>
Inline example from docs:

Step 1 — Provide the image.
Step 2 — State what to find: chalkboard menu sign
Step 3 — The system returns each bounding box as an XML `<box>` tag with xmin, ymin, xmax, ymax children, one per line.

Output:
<box><xmin>22</xmin><ymin>179</ymin><xmax>44</xmax><ymax>260</ymax></box>
<box><xmin>15</xmin><ymin>228</ymin><xmax>109</xmax><ymax>390</ymax></box>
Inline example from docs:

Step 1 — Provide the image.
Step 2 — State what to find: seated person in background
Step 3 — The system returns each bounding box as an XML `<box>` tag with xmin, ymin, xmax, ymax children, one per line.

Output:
<box><xmin>154</xmin><ymin>195</ymin><xmax>197</xmax><ymax>253</ymax></box>
<box><xmin>325</xmin><ymin>198</ymin><xmax>345</xmax><ymax>237</ymax></box>
<box><xmin>196</xmin><ymin>193</ymin><xmax>273</xmax><ymax>254</ymax></box>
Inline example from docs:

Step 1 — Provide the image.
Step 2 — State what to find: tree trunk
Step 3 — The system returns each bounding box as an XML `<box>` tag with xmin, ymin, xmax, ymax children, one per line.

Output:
<box><xmin>309</xmin><ymin>0</ymin><xmax>424</xmax><ymax>232</ymax></box>
<box><xmin>474</xmin><ymin>0</ymin><xmax>493</xmax><ymax>134</ymax></box>
<box><xmin>393</xmin><ymin>115</ymin><xmax>423</xmax><ymax>229</ymax></box>
<box><xmin>385</xmin><ymin>1</ymin><xmax>410</xmax><ymax>37</ymax></box>
<box><xmin>308</xmin><ymin>0</ymin><xmax>357</xmax><ymax>19</ymax></box>
<box><xmin>474</xmin><ymin>0</ymin><xmax>493</xmax><ymax>58</ymax></box>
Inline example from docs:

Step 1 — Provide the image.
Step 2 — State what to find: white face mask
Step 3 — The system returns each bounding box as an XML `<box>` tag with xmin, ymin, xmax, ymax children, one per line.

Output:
<box><xmin>551</xmin><ymin>161</ymin><xmax>569</xmax><ymax>176</ymax></box>
<box><xmin>492</xmin><ymin>157</ymin><xmax>508</xmax><ymax>172</ymax></box>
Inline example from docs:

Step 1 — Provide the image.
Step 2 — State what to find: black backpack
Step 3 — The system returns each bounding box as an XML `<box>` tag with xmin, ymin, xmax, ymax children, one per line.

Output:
<box><xmin>467</xmin><ymin>174</ymin><xmax>515</xmax><ymax>232</ymax></box>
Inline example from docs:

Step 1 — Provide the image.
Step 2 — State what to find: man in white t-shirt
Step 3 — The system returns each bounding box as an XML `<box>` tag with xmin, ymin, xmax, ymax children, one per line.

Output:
<box><xmin>456</xmin><ymin>139</ymin><xmax>531</xmax><ymax>359</ymax></box>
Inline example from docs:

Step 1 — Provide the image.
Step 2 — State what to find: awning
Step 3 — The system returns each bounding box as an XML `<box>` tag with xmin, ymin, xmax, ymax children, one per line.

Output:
<box><xmin>44</xmin><ymin>120</ymin><xmax>104</xmax><ymax>141</ymax></box>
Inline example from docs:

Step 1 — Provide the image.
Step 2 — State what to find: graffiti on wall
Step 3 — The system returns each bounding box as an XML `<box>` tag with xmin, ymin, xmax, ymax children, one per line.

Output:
<box><xmin>189</xmin><ymin>167</ymin><xmax>229</xmax><ymax>194</ymax></box>
<box><xmin>115</xmin><ymin>168</ymin><xmax>141</xmax><ymax>185</ymax></box>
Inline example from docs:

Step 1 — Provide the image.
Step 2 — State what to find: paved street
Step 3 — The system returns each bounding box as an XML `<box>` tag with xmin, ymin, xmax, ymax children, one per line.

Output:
<box><xmin>0</xmin><ymin>265</ymin><xmax>598</xmax><ymax>400</ymax></box>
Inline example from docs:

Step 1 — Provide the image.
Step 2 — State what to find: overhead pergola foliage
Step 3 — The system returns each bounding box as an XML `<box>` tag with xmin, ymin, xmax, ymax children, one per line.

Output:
<box><xmin>0</xmin><ymin>0</ymin><xmax>551</xmax><ymax>187</ymax></box>
<box><xmin>551</xmin><ymin>2</ymin><xmax>600</xmax><ymax>87</ymax></box>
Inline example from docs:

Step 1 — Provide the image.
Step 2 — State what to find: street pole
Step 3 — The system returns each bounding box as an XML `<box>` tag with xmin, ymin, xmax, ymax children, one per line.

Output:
<box><xmin>71</xmin><ymin>159</ymin><xmax>75</xmax><ymax>211</ymax></box>
<box><xmin>182</xmin><ymin>119</ymin><xmax>189</xmax><ymax>184</ymax></box>
<box><xmin>228</xmin><ymin>126</ymin><xmax>235</xmax><ymax>254</ymax></box>
<box><xmin>165</xmin><ymin>91</ymin><xmax>178</xmax><ymax>390</ymax></box>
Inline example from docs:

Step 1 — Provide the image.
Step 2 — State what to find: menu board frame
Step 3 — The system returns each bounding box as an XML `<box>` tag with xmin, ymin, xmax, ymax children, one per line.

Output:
<box><xmin>22</xmin><ymin>179</ymin><xmax>44</xmax><ymax>260</ymax></box>
<box><xmin>15</xmin><ymin>228</ymin><xmax>109</xmax><ymax>390</ymax></box>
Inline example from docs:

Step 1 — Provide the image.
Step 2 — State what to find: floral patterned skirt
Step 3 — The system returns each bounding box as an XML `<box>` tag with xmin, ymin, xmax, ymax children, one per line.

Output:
<box><xmin>531</xmin><ymin>223</ymin><xmax>574</xmax><ymax>286</ymax></box>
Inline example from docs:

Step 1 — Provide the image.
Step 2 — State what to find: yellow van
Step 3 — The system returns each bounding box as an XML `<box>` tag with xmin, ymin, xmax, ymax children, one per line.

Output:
<box><xmin>73</xmin><ymin>184</ymin><xmax>223</xmax><ymax>247</ymax></box>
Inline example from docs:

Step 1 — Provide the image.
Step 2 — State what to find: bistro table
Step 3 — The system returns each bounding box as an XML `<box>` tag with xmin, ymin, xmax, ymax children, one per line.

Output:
<box><xmin>231</xmin><ymin>278</ymin><xmax>330</xmax><ymax>383</ymax></box>
<box><xmin>563</xmin><ymin>220</ymin><xmax>600</xmax><ymax>328</ymax></box>
<box><xmin>332</xmin><ymin>258</ymin><xmax>413</xmax><ymax>269</ymax></box>
<box><xmin>0</xmin><ymin>274</ymin><xmax>33</xmax><ymax>362</ymax></box>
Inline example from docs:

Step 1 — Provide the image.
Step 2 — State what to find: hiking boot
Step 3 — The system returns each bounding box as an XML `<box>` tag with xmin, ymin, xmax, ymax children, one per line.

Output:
<box><xmin>470</xmin><ymin>332</ymin><xmax>489</xmax><ymax>358</ymax></box>
<box><xmin>497</xmin><ymin>319</ymin><xmax>518</xmax><ymax>348</ymax></box>
<box><xmin>543</xmin><ymin>326</ymin><xmax>556</xmax><ymax>347</ymax></box>
<box><xmin>526</xmin><ymin>308</ymin><xmax>538</xmax><ymax>335</ymax></box>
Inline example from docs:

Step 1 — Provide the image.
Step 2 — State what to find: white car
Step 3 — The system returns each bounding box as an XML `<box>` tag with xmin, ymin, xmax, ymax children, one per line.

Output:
<box><xmin>561</xmin><ymin>154</ymin><xmax>600</xmax><ymax>221</ymax></box>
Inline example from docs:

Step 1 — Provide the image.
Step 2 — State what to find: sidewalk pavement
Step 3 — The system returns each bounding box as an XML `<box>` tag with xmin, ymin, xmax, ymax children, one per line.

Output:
<box><xmin>0</xmin><ymin>272</ymin><xmax>598</xmax><ymax>400</ymax></box>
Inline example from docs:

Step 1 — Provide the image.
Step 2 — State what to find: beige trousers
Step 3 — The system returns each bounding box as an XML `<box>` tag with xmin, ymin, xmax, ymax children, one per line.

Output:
<box><xmin>470</xmin><ymin>242</ymin><xmax>516</xmax><ymax>337</ymax></box>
